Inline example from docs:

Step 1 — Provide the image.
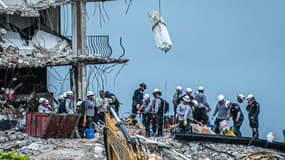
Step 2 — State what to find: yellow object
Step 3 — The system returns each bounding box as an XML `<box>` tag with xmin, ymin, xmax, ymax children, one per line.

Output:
<box><xmin>183</xmin><ymin>120</ymin><xmax>188</xmax><ymax>127</ymax></box>
<box><xmin>82</xmin><ymin>113</ymin><xmax>87</xmax><ymax>127</ymax></box>
<box><xmin>224</xmin><ymin>128</ymin><xmax>236</xmax><ymax>137</ymax></box>
<box><xmin>104</xmin><ymin>107</ymin><xmax>147</xmax><ymax>160</ymax></box>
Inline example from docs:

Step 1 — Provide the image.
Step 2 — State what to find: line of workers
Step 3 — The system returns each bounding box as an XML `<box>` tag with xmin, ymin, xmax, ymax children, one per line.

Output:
<box><xmin>132</xmin><ymin>83</ymin><xmax>260</xmax><ymax>138</ymax></box>
<box><xmin>37</xmin><ymin>90</ymin><xmax>120</xmax><ymax>138</ymax></box>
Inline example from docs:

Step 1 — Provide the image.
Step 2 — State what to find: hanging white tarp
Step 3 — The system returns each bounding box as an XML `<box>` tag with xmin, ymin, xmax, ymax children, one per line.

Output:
<box><xmin>148</xmin><ymin>11</ymin><xmax>172</xmax><ymax>53</ymax></box>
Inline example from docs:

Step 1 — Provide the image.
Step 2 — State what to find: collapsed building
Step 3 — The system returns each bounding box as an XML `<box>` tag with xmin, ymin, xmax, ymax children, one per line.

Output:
<box><xmin>0</xmin><ymin>0</ymin><xmax>128</xmax><ymax>130</ymax></box>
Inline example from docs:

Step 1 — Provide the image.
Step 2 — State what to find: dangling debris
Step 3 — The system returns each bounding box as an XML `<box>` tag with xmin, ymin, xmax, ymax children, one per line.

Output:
<box><xmin>148</xmin><ymin>11</ymin><xmax>172</xmax><ymax>53</ymax></box>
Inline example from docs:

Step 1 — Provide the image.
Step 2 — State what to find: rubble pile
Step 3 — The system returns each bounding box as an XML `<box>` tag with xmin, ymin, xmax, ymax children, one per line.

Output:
<box><xmin>149</xmin><ymin>135</ymin><xmax>285</xmax><ymax>160</ymax></box>
<box><xmin>0</xmin><ymin>29</ymin><xmax>75</xmax><ymax>68</ymax></box>
<box><xmin>0</xmin><ymin>0</ymin><xmax>71</xmax><ymax>17</ymax></box>
<box><xmin>0</xmin><ymin>130</ymin><xmax>106</xmax><ymax>160</ymax></box>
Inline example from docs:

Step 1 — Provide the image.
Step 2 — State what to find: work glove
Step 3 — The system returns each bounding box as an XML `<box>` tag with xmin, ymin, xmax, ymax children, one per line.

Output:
<box><xmin>183</xmin><ymin>120</ymin><xmax>188</xmax><ymax>127</ymax></box>
<box><xmin>235</xmin><ymin>118</ymin><xmax>240</xmax><ymax>122</ymax></box>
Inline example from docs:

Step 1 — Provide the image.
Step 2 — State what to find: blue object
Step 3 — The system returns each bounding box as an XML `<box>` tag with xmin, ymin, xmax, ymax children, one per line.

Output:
<box><xmin>208</xmin><ymin>124</ymin><xmax>214</xmax><ymax>131</ymax></box>
<box><xmin>283</xmin><ymin>129</ymin><xmax>285</xmax><ymax>137</ymax></box>
<box><xmin>86</xmin><ymin>128</ymin><xmax>94</xmax><ymax>139</ymax></box>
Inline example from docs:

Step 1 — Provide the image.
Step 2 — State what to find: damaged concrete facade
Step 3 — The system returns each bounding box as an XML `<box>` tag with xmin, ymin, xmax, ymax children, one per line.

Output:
<box><xmin>0</xmin><ymin>0</ymin><xmax>128</xmax><ymax>120</ymax></box>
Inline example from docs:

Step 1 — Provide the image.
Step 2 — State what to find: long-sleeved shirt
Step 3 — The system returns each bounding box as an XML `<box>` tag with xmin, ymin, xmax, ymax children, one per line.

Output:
<box><xmin>229</xmin><ymin>103</ymin><xmax>244</xmax><ymax>120</ymax></box>
<box><xmin>132</xmin><ymin>88</ymin><xmax>144</xmax><ymax>106</ymax></box>
<box><xmin>85</xmin><ymin>99</ymin><xmax>95</xmax><ymax>116</ymax></box>
<box><xmin>172</xmin><ymin>92</ymin><xmax>182</xmax><ymax>107</ymax></box>
<box><xmin>213</xmin><ymin>103</ymin><xmax>228</xmax><ymax>120</ymax></box>
<box><xmin>246</xmin><ymin>101</ymin><xmax>260</xmax><ymax>118</ymax></box>
<box><xmin>153</xmin><ymin>98</ymin><xmax>162</xmax><ymax>114</ymax></box>
<box><xmin>195</xmin><ymin>93</ymin><xmax>211</xmax><ymax>112</ymax></box>
<box><xmin>186</xmin><ymin>105</ymin><xmax>193</xmax><ymax>120</ymax></box>
<box><xmin>38</xmin><ymin>104</ymin><xmax>50</xmax><ymax>113</ymax></box>
<box><xmin>176</xmin><ymin>103</ymin><xmax>189</xmax><ymax>121</ymax></box>
<box><xmin>65</xmin><ymin>98</ymin><xmax>75</xmax><ymax>114</ymax></box>
<box><xmin>96</xmin><ymin>97</ymin><xmax>109</xmax><ymax>113</ymax></box>
<box><xmin>141</xmin><ymin>100</ymin><xmax>153</xmax><ymax>114</ymax></box>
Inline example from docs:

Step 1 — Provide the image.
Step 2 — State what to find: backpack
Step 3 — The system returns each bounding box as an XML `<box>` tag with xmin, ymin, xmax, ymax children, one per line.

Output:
<box><xmin>159</xmin><ymin>98</ymin><xmax>169</xmax><ymax>114</ymax></box>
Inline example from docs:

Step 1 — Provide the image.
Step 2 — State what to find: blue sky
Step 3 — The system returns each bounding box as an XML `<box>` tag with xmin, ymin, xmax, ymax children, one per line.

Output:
<box><xmin>55</xmin><ymin>0</ymin><xmax>285</xmax><ymax>141</ymax></box>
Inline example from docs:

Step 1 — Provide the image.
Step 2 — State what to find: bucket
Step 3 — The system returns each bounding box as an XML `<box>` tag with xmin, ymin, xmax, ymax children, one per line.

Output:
<box><xmin>86</xmin><ymin>128</ymin><xmax>94</xmax><ymax>139</ymax></box>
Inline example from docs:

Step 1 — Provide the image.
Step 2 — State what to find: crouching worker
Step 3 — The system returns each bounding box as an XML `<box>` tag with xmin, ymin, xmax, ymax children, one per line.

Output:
<box><xmin>176</xmin><ymin>96</ymin><xmax>191</xmax><ymax>132</ymax></box>
<box><xmin>225</xmin><ymin>100</ymin><xmax>244</xmax><ymax>136</ymax></box>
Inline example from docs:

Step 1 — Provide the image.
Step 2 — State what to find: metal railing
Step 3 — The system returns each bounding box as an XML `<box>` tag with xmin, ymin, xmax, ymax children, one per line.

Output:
<box><xmin>65</xmin><ymin>35</ymin><xmax>112</xmax><ymax>58</ymax></box>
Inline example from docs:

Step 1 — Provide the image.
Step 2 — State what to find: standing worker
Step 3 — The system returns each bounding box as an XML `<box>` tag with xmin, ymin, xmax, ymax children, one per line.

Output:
<box><xmin>172</xmin><ymin>86</ymin><xmax>183</xmax><ymax>120</ymax></box>
<box><xmin>141</xmin><ymin>94</ymin><xmax>152</xmax><ymax>137</ymax></box>
<box><xmin>38</xmin><ymin>98</ymin><xmax>51</xmax><ymax>113</ymax></box>
<box><xmin>176</xmin><ymin>96</ymin><xmax>191</xmax><ymax>132</ymax></box>
<box><xmin>246</xmin><ymin>94</ymin><xmax>260</xmax><ymax>139</ymax></box>
<box><xmin>85</xmin><ymin>91</ymin><xmax>96</xmax><ymax>128</ymax></box>
<box><xmin>65</xmin><ymin>91</ymin><xmax>75</xmax><ymax>114</ymax></box>
<box><xmin>153</xmin><ymin>88</ymin><xmax>164</xmax><ymax>137</ymax></box>
<box><xmin>225</xmin><ymin>100</ymin><xmax>244</xmax><ymax>136</ymax></box>
<box><xmin>195</xmin><ymin>86</ymin><xmax>211</xmax><ymax>124</ymax></box>
<box><xmin>212</xmin><ymin>94</ymin><xmax>228</xmax><ymax>135</ymax></box>
<box><xmin>105</xmin><ymin>91</ymin><xmax>120</xmax><ymax>115</ymax></box>
<box><xmin>96</xmin><ymin>90</ymin><xmax>109</xmax><ymax>123</ymax></box>
<box><xmin>132</xmin><ymin>83</ymin><xmax>146</xmax><ymax>118</ymax></box>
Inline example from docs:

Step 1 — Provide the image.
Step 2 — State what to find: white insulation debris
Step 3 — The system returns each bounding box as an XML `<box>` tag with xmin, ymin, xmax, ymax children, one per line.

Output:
<box><xmin>149</xmin><ymin>11</ymin><xmax>172</xmax><ymax>53</ymax></box>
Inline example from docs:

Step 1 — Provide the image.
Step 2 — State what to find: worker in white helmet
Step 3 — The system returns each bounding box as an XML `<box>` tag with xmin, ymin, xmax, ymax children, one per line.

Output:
<box><xmin>194</xmin><ymin>86</ymin><xmax>211</xmax><ymax>124</ymax></box>
<box><xmin>152</xmin><ymin>88</ymin><xmax>164</xmax><ymax>136</ymax></box>
<box><xmin>96</xmin><ymin>90</ymin><xmax>108</xmax><ymax>123</ymax></box>
<box><xmin>246</xmin><ymin>94</ymin><xmax>260</xmax><ymax>139</ymax></box>
<box><xmin>84</xmin><ymin>91</ymin><xmax>96</xmax><ymax>128</ymax></box>
<box><xmin>131</xmin><ymin>83</ymin><xmax>147</xmax><ymax>118</ymax></box>
<box><xmin>57</xmin><ymin>95</ymin><xmax>66</xmax><ymax>113</ymax></box>
<box><xmin>176</xmin><ymin>95</ymin><xmax>191</xmax><ymax>132</ymax></box>
<box><xmin>172</xmin><ymin>86</ymin><xmax>183</xmax><ymax>120</ymax></box>
<box><xmin>65</xmin><ymin>90</ymin><xmax>75</xmax><ymax>114</ymax></box>
<box><xmin>225</xmin><ymin>100</ymin><xmax>244</xmax><ymax>137</ymax></box>
<box><xmin>141</xmin><ymin>94</ymin><xmax>152</xmax><ymax>137</ymax></box>
<box><xmin>212</xmin><ymin>94</ymin><xmax>229</xmax><ymax>134</ymax></box>
<box><xmin>38</xmin><ymin>97</ymin><xmax>50</xmax><ymax>113</ymax></box>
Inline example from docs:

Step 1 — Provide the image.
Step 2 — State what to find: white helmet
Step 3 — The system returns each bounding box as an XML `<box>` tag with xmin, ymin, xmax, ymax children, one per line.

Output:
<box><xmin>45</xmin><ymin>100</ymin><xmax>49</xmax><ymax>104</ymax></box>
<box><xmin>39</xmin><ymin>97</ymin><xmax>46</xmax><ymax>104</ymax></box>
<box><xmin>66</xmin><ymin>90</ymin><xmax>73</xmax><ymax>96</ymax></box>
<box><xmin>218</xmin><ymin>94</ymin><xmax>224</xmax><ymax>101</ymax></box>
<box><xmin>198</xmin><ymin>86</ymin><xmax>204</xmax><ymax>91</ymax></box>
<box><xmin>86</xmin><ymin>91</ymin><xmax>94</xmax><ymax>97</ymax></box>
<box><xmin>186</xmin><ymin>88</ymin><xmax>192</xmax><ymax>93</ymax></box>
<box><xmin>183</xmin><ymin>95</ymin><xmax>191</xmax><ymax>102</ymax></box>
<box><xmin>76</xmin><ymin>101</ymin><xmax>82</xmax><ymax>106</ymax></box>
<box><xmin>192</xmin><ymin>100</ymin><xmax>198</xmax><ymax>107</ymax></box>
<box><xmin>153</xmin><ymin>88</ymin><xmax>161</xmax><ymax>93</ymax></box>
<box><xmin>63</xmin><ymin>92</ymin><xmax>67</xmax><ymax>98</ymax></box>
<box><xmin>225</xmin><ymin>100</ymin><xmax>231</xmax><ymax>106</ymax></box>
<box><xmin>176</xmin><ymin>86</ymin><xmax>183</xmax><ymax>91</ymax></box>
<box><xmin>143</xmin><ymin>94</ymin><xmax>150</xmax><ymax>100</ymax></box>
<box><xmin>246</xmin><ymin>94</ymin><xmax>254</xmax><ymax>100</ymax></box>
<box><xmin>58</xmin><ymin>95</ymin><xmax>64</xmax><ymax>100</ymax></box>
<box><xmin>238</xmin><ymin>94</ymin><xmax>245</xmax><ymax>99</ymax></box>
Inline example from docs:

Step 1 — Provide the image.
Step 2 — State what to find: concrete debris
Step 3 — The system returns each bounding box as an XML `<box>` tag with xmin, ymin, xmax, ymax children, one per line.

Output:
<box><xmin>0</xmin><ymin>29</ymin><xmax>74</xmax><ymax>68</ymax></box>
<box><xmin>0</xmin><ymin>0</ymin><xmax>71</xmax><ymax>17</ymax></box>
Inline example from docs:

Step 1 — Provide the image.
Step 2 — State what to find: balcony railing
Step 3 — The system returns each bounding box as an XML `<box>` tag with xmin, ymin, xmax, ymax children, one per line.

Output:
<box><xmin>65</xmin><ymin>35</ymin><xmax>112</xmax><ymax>58</ymax></box>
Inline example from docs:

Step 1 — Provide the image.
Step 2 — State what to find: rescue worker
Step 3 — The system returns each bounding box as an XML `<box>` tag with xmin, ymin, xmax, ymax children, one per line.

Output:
<box><xmin>57</xmin><ymin>95</ymin><xmax>66</xmax><ymax>113</ymax></box>
<box><xmin>65</xmin><ymin>91</ymin><xmax>75</xmax><ymax>114</ymax></box>
<box><xmin>185</xmin><ymin>97</ymin><xmax>194</xmax><ymax>132</ymax></box>
<box><xmin>194</xmin><ymin>86</ymin><xmax>211</xmax><ymax>124</ymax></box>
<box><xmin>76</xmin><ymin>100</ymin><xmax>85</xmax><ymax>138</ymax></box>
<box><xmin>172</xmin><ymin>86</ymin><xmax>183</xmax><ymax>119</ymax></box>
<box><xmin>96</xmin><ymin>90</ymin><xmax>109</xmax><ymax>123</ymax></box>
<box><xmin>225</xmin><ymin>100</ymin><xmax>244</xmax><ymax>136</ymax></box>
<box><xmin>141</xmin><ymin>94</ymin><xmax>152</xmax><ymax>137</ymax></box>
<box><xmin>85</xmin><ymin>91</ymin><xmax>96</xmax><ymax>128</ymax></box>
<box><xmin>237</xmin><ymin>94</ymin><xmax>245</xmax><ymax>104</ymax></box>
<box><xmin>38</xmin><ymin>98</ymin><xmax>51</xmax><ymax>113</ymax></box>
<box><xmin>246</xmin><ymin>94</ymin><xmax>260</xmax><ymax>139</ymax></box>
<box><xmin>153</xmin><ymin>88</ymin><xmax>164</xmax><ymax>137</ymax></box>
<box><xmin>183</xmin><ymin>88</ymin><xmax>194</xmax><ymax>101</ymax></box>
<box><xmin>105</xmin><ymin>91</ymin><xmax>120</xmax><ymax>115</ymax></box>
<box><xmin>212</xmin><ymin>94</ymin><xmax>228</xmax><ymax>134</ymax></box>
<box><xmin>176</xmin><ymin>95</ymin><xmax>191</xmax><ymax>132</ymax></box>
<box><xmin>132</xmin><ymin>83</ymin><xmax>146</xmax><ymax>118</ymax></box>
